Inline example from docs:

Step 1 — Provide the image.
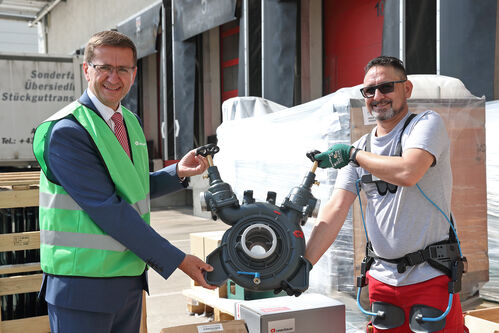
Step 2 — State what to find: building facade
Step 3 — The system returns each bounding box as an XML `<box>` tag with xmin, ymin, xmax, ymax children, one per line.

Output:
<box><xmin>3</xmin><ymin>0</ymin><xmax>497</xmax><ymax>170</ymax></box>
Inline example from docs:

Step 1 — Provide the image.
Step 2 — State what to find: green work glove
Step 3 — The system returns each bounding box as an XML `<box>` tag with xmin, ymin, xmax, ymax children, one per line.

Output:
<box><xmin>314</xmin><ymin>144</ymin><xmax>353</xmax><ymax>169</ymax></box>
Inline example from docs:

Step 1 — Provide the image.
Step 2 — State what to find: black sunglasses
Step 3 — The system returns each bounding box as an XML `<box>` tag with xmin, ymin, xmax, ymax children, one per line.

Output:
<box><xmin>361</xmin><ymin>174</ymin><xmax>398</xmax><ymax>195</ymax></box>
<box><xmin>360</xmin><ymin>79</ymin><xmax>407</xmax><ymax>98</ymax></box>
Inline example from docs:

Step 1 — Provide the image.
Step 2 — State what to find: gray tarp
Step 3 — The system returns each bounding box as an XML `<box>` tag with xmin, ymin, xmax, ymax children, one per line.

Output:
<box><xmin>440</xmin><ymin>0</ymin><xmax>496</xmax><ymax>100</ymax></box>
<box><xmin>262</xmin><ymin>0</ymin><xmax>297</xmax><ymax>107</ymax></box>
<box><xmin>117</xmin><ymin>2</ymin><xmax>162</xmax><ymax>60</ymax></box>
<box><xmin>173</xmin><ymin>0</ymin><xmax>237</xmax><ymax>41</ymax></box>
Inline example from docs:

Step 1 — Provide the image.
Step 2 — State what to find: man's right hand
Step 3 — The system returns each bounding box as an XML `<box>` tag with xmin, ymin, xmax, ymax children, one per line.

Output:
<box><xmin>178</xmin><ymin>254</ymin><xmax>217</xmax><ymax>290</ymax></box>
<box><xmin>314</xmin><ymin>144</ymin><xmax>353</xmax><ymax>169</ymax></box>
<box><xmin>177</xmin><ymin>149</ymin><xmax>209</xmax><ymax>178</ymax></box>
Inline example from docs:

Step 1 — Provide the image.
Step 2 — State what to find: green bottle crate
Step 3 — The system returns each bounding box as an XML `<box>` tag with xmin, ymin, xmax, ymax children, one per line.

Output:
<box><xmin>226</xmin><ymin>279</ymin><xmax>287</xmax><ymax>300</ymax></box>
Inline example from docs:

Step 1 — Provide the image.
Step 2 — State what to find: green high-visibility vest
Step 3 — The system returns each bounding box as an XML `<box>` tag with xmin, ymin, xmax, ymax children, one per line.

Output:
<box><xmin>33</xmin><ymin>101</ymin><xmax>150</xmax><ymax>277</ymax></box>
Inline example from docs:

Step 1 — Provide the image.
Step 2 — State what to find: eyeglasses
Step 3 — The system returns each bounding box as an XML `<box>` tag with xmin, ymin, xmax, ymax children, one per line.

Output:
<box><xmin>360</xmin><ymin>79</ymin><xmax>407</xmax><ymax>98</ymax></box>
<box><xmin>88</xmin><ymin>63</ymin><xmax>135</xmax><ymax>77</ymax></box>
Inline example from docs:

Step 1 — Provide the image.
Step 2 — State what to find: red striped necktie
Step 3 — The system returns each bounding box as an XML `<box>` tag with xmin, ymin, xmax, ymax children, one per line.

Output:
<box><xmin>111</xmin><ymin>112</ymin><xmax>131</xmax><ymax>159</ymax></box>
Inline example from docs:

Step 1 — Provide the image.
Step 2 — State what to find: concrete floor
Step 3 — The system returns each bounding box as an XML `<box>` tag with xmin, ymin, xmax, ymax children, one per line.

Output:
<box><xmin>145</xmin><ymin>207</ymin><xmax>229</xmax><ymax>333</ymax></box>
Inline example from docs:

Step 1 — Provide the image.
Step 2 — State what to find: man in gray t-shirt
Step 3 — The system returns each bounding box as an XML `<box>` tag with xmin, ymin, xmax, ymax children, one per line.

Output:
<box><xmin>304</xmin><ymin>56</ymin><xmax>465</xmax><ymax>332</ymax></box>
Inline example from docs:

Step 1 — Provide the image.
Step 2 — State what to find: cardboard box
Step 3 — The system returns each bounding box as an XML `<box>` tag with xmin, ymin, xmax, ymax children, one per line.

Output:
<box><xmin>204</xmin><ymin>231</ymin><xmax>226</xmax><ymax>258</ymax></box>
<box><xmin>160</xmin><ymin>320</ymin><xmax>247</xmax><ymax>333</ymax></box>
<box><xmin>235</xmin><ymin>293</ymin><xmax>345</xmax><ymax>333</ymax></box>
<box><xmin>189</xmin><ymin>231</ymin><xmax>226</xmax><ymax>262</ymax></box>
<box><xmin>464</xmin><ymin>307</ymin><xmax>499</xmax><ymax>332</ymax></box>
<box><xmin>190</xmin><ymin>232</ymin><xmax>206</xmax><ymax>260</ymax></box>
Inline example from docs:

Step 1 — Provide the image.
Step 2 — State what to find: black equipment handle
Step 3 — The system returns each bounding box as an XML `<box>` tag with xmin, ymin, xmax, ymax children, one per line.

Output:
<box><xmin>196</xmin><ymin>144</ymin><xmax>220</xmax><ymax>166</ymax></box>
<box><xmin>306</xmin><ymin>150</ymin><xmax>321</xmax><ymax>173</ymax></box>
<box><xmin>196</xmin><ymin>143</ymin><xmax>220</xmax><ymax>157</ymax></box>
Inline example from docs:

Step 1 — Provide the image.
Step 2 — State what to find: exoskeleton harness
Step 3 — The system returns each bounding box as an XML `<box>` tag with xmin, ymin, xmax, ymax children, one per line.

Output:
<box><xmin>355</xmin><ymin>114</ymin><xmax>467</xmax><ymax>332</ymax></box>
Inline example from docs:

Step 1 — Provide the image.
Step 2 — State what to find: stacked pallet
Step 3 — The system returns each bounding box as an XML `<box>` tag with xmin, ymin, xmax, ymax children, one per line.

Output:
<box><xmin>0</xmin><ymin>171</ymin><xmax>49</xmax><ymax>333</ymax></box>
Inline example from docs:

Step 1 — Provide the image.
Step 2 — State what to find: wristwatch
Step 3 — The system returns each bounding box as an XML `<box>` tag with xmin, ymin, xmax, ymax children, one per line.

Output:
<box><xmin>349</xmin><ymin>147</ymin><xmax>362</xmax><ymax>167</ymax></box>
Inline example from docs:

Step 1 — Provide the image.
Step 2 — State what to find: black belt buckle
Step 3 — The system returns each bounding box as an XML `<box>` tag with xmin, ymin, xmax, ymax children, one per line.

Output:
<box><xmin>361</xmin><ymin>256</ymin><xmax>374</xmax><ymax>275</ymax></box>
<box><xmin>406</xmin><ymin>250</ymin><xmax>425</xmax><ymax>266</ymax></box>
<box><xmin>397</xmin><ymin>250</ymin><xmax>425</xmax><ymax>273</ymax></box>
<box><xmin>397</xmin><ymin>262</ymin><xmax>407</xmax><ymax>274</ymax></box>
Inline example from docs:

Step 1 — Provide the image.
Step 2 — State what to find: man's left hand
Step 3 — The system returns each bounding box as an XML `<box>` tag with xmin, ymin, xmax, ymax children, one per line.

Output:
<box><xmin>314</xmin><ymin>144</ymin><xmax>352</xmax><ymax>169</ymax></box>
<box><xmin>177</xmin><ymin>149</ymin><xmax>209</xmax><ymax>178</ymax></box>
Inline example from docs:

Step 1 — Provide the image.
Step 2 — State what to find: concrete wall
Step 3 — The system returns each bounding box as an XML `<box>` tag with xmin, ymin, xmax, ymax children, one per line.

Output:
<box><xmin>45</xmin><ymin>0</ymin><xmax>159</xmax><ymax>54</ymax></box>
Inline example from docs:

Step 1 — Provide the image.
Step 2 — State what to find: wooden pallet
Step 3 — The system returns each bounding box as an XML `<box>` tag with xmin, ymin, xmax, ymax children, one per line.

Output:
<box><xmin>0</xmin><ymin>236</ymin><xmax>150</xmax><ymax>333</ymax></box>
<box><xmin>0</xmin><ymin>171</ymin><xmax>46</xmax><ymax>332</ymax></box>
<box><xmin>0</xmin><ymin>172</ymin><xmax>40</xmax><ymax>209</ymax></box>
<box><xmin>183</xmin><ymin>287</ymin><xmax>237</xmax><ymax>322</ymax></box>
<box><xmin>464</xmin><ymin>307</ymin><xmax>499</xmax><ymax>332</ymax></box>
<box><xmin>0</xmin><ymin>228</ymin><xmax>48</xmax><ymax>332</ymax></box>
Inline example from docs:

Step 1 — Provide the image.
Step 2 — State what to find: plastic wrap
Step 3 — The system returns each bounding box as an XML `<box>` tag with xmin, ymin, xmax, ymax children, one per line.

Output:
<box><xmin>408</xmin><ymin>74</ymin><xmax>477</xmax><ymax>99</ymax></box>
<box><xmin>222</xmin><ymin>96</ymin><xmax>287</xmax><ymax>121</ymax></box>
<box><xmin>216</xmin><ymin>88</ymin><xmax>362</xmax><ymax>296</ymax></box>
<box><xmin>480</xmin><ymin>100</ymin><xmax>499</xmax><ymax>302</ymax></box>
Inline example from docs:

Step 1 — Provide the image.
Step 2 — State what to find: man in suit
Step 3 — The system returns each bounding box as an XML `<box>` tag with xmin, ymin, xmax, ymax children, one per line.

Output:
<box><xmin>33</xmin><ymin>30</ymin><xmax>215</xmax><ymax>333</ymax></box>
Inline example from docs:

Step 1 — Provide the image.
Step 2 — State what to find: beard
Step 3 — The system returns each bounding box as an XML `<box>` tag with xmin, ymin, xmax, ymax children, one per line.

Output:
<box><xmin>370</xmin><ymin>99</ymin><xmax>404</xmax><ymax>121</ymax></box>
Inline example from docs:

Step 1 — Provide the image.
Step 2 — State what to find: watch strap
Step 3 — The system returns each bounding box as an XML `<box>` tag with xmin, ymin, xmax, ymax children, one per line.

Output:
<box><xmin>349</xmin><ymin>148</ymin><xmax>361</xmax><ymax>167</ymax></box>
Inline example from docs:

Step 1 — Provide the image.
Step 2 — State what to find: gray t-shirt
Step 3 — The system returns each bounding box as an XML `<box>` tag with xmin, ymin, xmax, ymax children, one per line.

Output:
<box><xmin>335</xmin><ymin>110</ymin><xmax>452</xmax><ymax>286</ymax></box>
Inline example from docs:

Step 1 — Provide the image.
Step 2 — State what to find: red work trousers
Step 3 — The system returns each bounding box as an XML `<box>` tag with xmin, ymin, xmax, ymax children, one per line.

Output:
<box><xmin>366</xmin><ymin>272</ymin><xmax>466</xmax><ymax>332</ymax></box>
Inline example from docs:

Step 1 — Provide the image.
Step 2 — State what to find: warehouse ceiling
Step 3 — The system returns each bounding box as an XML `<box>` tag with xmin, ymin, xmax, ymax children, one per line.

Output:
<box><xmin>0</xmin><ymin>0</ymin><xmax>60</xmax><ymax>22</ymax></box>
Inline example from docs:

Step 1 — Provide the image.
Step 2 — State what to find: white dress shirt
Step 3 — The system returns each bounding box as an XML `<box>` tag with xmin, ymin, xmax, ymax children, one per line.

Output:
<box><xmin>87</xmin><ymin>89</ymin><xmax>123</xmax><ymax>133</ymax></box>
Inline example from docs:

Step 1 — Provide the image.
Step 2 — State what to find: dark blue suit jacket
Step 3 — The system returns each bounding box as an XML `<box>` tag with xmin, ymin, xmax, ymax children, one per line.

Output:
<box><xmin>40</xmin><ymin>91</ymin><xmax>186</xmax><ymax>313</ymax></box>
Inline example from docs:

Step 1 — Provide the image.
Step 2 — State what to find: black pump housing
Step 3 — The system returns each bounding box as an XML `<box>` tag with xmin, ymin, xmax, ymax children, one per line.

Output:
<box><xmin>200</xmin><ymin>164</ymin><xmax>318</xmax><ymax>294</ymax></box>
